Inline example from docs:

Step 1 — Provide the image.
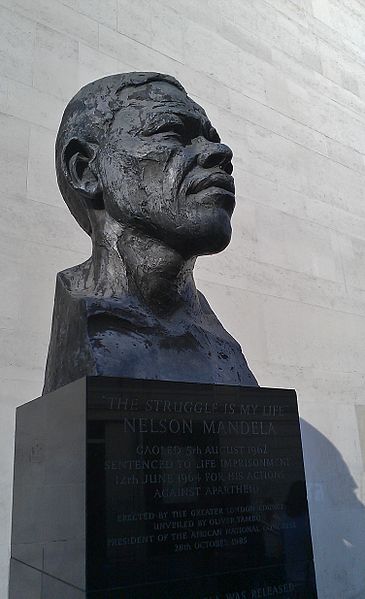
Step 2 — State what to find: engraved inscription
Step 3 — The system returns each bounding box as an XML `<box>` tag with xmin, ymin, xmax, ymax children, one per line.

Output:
<box><xmin>86</xmin><ymin>380</ymin><xmax>316</xmax><ymax>597</ymax></box>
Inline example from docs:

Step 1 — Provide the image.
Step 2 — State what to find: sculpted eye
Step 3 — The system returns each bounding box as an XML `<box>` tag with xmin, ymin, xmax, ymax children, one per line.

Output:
<box><xmin>143</xmin><ymin>116</ymin><xmax>186</xmax><ymax>139</ymax></box>
<box><xmin>154</xmin><ymin>121</ymin><xmax>185</xmax><ymax>138</ymax></box>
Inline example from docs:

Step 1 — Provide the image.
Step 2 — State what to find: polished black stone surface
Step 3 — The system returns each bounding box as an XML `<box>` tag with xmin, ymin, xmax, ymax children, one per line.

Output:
<box><xmin>10</xmin><ymin>377</ymin><xmax>317</xmax><ymax>598</ymax></box>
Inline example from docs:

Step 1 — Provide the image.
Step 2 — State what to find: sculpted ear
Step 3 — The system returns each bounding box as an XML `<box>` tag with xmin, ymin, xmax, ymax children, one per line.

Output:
<box><xmin>62</xmin><ymin>138</ymin><xmax>102</xmax><ymax>199</ymax></box>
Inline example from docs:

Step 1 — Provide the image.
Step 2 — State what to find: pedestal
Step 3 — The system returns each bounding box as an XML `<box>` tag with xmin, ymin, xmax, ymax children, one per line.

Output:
<box><xmin>10</xmin><ymin>377</ymin><xmax>318</xmax><ymax>598</ymax></box>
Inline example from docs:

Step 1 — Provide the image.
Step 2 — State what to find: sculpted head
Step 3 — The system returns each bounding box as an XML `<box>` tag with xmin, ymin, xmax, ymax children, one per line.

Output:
<box><xmin>56</xmin><ymin>72</ymin><xmax>235</xmax><ymax>258</ymax></box>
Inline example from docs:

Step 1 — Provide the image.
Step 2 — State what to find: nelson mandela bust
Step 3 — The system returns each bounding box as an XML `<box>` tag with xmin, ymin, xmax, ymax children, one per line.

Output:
<box><xmin>43</xmin><ymin>72</ymin><xmax>257</xmax><ymax>394</ymax></box>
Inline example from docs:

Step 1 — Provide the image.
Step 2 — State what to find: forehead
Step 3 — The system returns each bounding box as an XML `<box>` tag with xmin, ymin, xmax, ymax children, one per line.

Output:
<box><xmin>110</xmin><ymin>81</ymin><xmax>211</xmax><ymax>131</ymax></box>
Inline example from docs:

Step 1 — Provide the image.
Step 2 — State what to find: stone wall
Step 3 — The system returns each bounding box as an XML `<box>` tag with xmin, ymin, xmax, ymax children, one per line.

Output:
<box><xmin>1</xmin><ymin>1</ymin><xmax>365</xmax><ymax>596</ymax></box>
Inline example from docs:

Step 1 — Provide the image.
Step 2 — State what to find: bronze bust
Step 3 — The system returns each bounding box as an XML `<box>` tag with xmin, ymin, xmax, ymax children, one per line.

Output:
<box><xmin>43</xmin><ymin>72</ymin><xmax>257</xmax><ymax>393</ymax></box>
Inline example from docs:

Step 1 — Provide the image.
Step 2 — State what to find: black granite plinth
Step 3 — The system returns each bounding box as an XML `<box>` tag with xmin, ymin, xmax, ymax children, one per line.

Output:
<box><xmin>10</xmin><ymin>377</ymin><xmax>317</xmax><ymax>598</ymax></box>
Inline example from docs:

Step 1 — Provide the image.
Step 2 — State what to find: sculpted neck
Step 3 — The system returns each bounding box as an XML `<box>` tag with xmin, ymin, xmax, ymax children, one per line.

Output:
<box><xmin>88</xmin><ymin>213</ymin><xmax>200</xmax><ymax>318</ymax></box>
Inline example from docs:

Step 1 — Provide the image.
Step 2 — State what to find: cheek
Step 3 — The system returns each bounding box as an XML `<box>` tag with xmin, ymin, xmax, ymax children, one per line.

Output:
<box><xmin>99</xmin><ymin>151</ymin><xmax>139</xmax><ymax>195</ymax></box>
<box><xmin>97</xmin><ymin>153</ymin><xmax>145</xmax><ymax>223</ymax></box>
<box><xmin>140</xmin><ymin>160</ymin><xmax>164</xmax><ymax>192</ymax></box>
<box><xmin>140</xmin><ymin>148</ymin><xmax>176</xmax><ymax>197</ymax></box>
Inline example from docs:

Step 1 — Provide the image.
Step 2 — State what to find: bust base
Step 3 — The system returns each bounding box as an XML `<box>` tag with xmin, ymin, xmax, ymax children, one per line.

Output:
<box><xmin>10</xmin><ymin>376</ymin><xmax>317</xmax><ymax>598</ymax></box>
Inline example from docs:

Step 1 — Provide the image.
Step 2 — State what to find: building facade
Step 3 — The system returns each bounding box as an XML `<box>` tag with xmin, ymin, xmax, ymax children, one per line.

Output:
<box><xmin>1</xmin><ymin>1</ymin><xmax>365</xmax><ymax>597</ymax></box>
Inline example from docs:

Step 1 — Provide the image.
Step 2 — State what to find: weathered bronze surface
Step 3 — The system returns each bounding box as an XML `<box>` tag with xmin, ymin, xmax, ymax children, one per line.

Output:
<box><xmin>43</xmin><ymin>73</ymin><xmax>257</xmax><ymax>393</ymax></box>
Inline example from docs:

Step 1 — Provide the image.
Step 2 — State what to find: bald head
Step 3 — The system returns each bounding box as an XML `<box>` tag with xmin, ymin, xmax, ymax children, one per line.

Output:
<box><xmin>56</xmin><ymin>72</ymin><xmax>185</xmax><ymax>235</ymax></box>
<box><xmin>56</xmin><ymin>72</ymin><xmax>234</xmax><ymax>258</ymax></box>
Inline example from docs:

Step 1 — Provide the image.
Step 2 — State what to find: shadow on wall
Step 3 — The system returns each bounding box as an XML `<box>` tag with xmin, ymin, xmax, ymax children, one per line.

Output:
<box><xmin>300</xmin><ymin>419</ymin><xmax>365</xmax><ymax>599</ymax></box>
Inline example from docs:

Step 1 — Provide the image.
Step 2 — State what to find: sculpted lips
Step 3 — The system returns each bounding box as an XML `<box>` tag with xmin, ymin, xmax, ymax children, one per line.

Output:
<box><xmin>189</xmin><ymin>172</ymin><xmax>235</xmax><ymax>195</ymax></box>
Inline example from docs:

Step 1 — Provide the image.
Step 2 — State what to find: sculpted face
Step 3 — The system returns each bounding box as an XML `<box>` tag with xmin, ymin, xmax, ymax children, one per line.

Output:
<box><xmin>96</xmin><ymin>81</ymin><xmax>235</xmax><ymax>257</ymax></box>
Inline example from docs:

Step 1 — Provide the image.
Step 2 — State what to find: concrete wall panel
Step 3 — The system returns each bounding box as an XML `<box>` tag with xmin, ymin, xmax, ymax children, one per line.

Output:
<box><xmin>0</xmin><ymin>1</ymin><xmax>365</xmax><ymax>597</ymax></box>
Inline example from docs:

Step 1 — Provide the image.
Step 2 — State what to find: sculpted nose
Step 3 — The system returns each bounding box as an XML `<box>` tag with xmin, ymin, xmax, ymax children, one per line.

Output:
<box><xmin>197</xmin><ymin>142</ymin><xmax>233</xmax><ymax>174</ymax></box>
